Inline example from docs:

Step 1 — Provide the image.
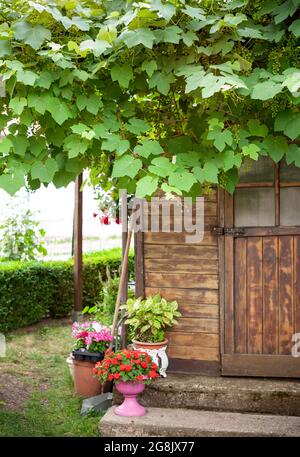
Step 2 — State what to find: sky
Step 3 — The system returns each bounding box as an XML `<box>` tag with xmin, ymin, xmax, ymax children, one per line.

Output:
<box><xmin>0</xmin><ymin>173</ymin><xmax>122</xmax><ymax>259</ymax></box>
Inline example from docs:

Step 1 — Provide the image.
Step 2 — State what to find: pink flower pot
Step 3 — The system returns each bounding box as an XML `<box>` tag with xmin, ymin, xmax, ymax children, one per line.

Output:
<box><xmin>115</xmin><ymin>381</ymin><xmax>146</xmax><ymax>417</ymax></box>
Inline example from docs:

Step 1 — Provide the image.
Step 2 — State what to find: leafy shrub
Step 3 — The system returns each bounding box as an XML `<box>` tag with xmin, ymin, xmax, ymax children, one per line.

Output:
<box><xmin>0</xmin><ymin>209</ymin><xmax>47</xmax><ymax>261</ymax></box>
<box><xmin>83</xmin><ymin>266</ymin><xmax>135</xmax><ymax>326</ymax></box>
<box><xmin>0</xmin><ymin>248</ymin><xmax>134</xmax><ymax>333</ymax></box>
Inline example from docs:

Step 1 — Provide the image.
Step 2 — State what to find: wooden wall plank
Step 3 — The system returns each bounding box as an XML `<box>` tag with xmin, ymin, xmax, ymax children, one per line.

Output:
<box><xmin>144</xmin><ymin>244</ymin><xmax>218</xmax><ymax>260</ymax></box>
<box><xmin>234</xmin><ymin>238</ymin><xmax>247</xmax><ymax>353</ymax></box>
<box><xmin>222</xmin><ymin>354</ymin><xmax>300</xmax><ymax>377</ymax></box>
<box><xmin>262</xmin><ymin>237</ymin><xmax>278</xmax><ymax>354</ymax></box>
<box><xmin>144</xmin><ymin>258</ymin><xmax>218</xmax><ymax>274</ymax></box>
<box><xmin>224</xmin><ymin>192</ymin><xmax>234</xmax><ymax>354</ymax></box>
<box><xmin>294</xmin><ymin>236</ymin><xmax>300</xmax><ymax>338</ymax></box>
<box><xmin>247</xmin><ymin>237</ymin><xmax>263</xmax><ymax>354</ymax></box>
<box><xmin>145</xmin><ymin>272</ymin><xmax>219</xmax><ymax>290</ymax></box>
<box><xmin>178</xmin><ymin>304</ymin><xmax>219</xmax><ymax>319</ymax></box>
<box><xmin>173</xmin><ymin>317</ymin><xmax>219</xmax><ymax>334</ymax></box>
<box><xmin>145</xmin><ymin>287</ymin><xmax>219</xmax><ymax>305</ymax></box>
<box><xmin>144</xmin><ymin>231</ymin><xmax>217</xmax><ymax>246</ymax></box>
<box><xmin>168</xmin><ymin>359</ymin><xmax>220</xmax><ymax>375</ymax></box>
<box><xmin>279</xmin><ymin>236</ymin><xmax>294</xmax><ymax>355</ymax></box>
<box><xmin>134</xmin><ymin>230</ymin><xmax>145</xmax><ymax>299</ymax></box>
<box><xmin>166</xmin><ymin>332</ymin><xmax>219</xmax><ymax>348</ymax></box>
<box><xmin>167</xmin><ymin>346</ymin><xmax>219</xmax><ymax>361</ymax></box>
<box><xmin>148</xmin><ymin>201</ymin><xmax>217</xmax><ymax>216</ymax></box>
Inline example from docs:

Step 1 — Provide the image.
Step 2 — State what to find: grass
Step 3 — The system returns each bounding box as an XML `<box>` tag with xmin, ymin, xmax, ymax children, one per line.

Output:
<box><xmin>0</xmin><ymin>320</ymin><xmax>103</xmax><ymax>437</ymax></box>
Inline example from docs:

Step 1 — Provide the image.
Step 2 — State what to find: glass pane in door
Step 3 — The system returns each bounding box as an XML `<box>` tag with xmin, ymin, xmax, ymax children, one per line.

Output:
<box><xmin>280</xmin><ymin>187</ymin><xmax>300</xmax><ymax>226</ymax></box>
<box><xmin>280</xmin><ymin>160</ymin><xmax>300</xmax><ymax>182</ymax></box>
<box><xmin>235</xmin><ymin>188</ymin><xmax>275</xmax><ymax>227</ymax></box>
<box><xmin>239</xmin><ymin>157</ymin><xmax>275</xmax><ymax>183</ymax></box>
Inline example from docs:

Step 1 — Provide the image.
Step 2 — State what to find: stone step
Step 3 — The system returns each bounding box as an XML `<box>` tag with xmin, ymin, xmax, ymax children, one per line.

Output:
<box><xmin>114</xmin><ymin>374</ymin><xmax>300</xmax><ymax>416</ymax></box>
<box><xmin>100</xmin><ymin>406</ymin><xmax>300</xmax><ymax>437</ymax></box>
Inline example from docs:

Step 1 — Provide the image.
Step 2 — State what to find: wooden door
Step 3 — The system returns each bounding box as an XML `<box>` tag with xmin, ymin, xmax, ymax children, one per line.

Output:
<box><xmin>222</xmin><ymin>158</ymin><xmax>300</xmax><ymax>377</ymax></box>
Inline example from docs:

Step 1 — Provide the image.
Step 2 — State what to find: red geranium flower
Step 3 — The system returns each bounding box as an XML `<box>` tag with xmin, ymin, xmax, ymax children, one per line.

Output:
<box><xmin>137</xmin><ymin>375</ymin><xmax>143</xmax><ymax>381</ymax></box>
<box><xmin>141</xmin><ymin>361</ymin><xmax>148</xmax><ymax>369</ymax></box>
<box><xmin>114</xmin><ymin>373</ymin><xmax>121</xmax><ymax>379</ymax></box>
<box><xmin>149</xmin><ymin>370</ymin><xmax>158</xmax><ymax>379</ymax></box>
<box><xmin>108</xmin><ymin>374</ymin><xmax>114</xmax><ymax>381</ymax></box>
<box><xmin>100</xmin><ymin>215</ymin><xmax>110</xmax><ymax>225</ymax></box>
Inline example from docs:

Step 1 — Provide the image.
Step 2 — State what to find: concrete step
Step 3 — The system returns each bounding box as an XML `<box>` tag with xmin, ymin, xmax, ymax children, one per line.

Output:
<box><xmin>100</xmin><ymin>406</ymin><xmax>300</xmax><ymax>437</ymax></box>
<box><xmin>114</xmin><ymin>374</ymin><xmax>300</xmax><ymax>416</ymax></box>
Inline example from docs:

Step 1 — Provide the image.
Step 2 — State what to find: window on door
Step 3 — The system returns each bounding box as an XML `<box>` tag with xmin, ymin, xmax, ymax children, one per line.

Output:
<box><xmin>234</xmin><ymin>157</ymin><xmax>300</xmax><ymax>227</ymax></box>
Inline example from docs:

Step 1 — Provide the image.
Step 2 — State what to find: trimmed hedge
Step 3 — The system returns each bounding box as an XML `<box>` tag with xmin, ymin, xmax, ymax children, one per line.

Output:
<box><xmin>0</xmin><ymin>248</ymin><xmax>134</xmax><ymax>333</ymax></box>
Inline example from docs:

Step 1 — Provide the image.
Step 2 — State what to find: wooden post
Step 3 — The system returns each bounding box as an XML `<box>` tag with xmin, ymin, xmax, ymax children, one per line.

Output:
<box><xmin>120</xmin><ymin>191</ymin><xmax>128</xmax><ymax>348</ymax></box>
<box><xmin>73</xmin><ymin>173</ymin><xmax>83</xmax><ymax>321</ymax></box>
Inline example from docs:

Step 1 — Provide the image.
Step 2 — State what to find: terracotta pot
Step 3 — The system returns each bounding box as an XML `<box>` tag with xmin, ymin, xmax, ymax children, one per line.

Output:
<box><xmin>132</xmin><ymin>339</ymin><xmax>168</xmax><ymax>350</ymax></box>
<box><xmin>115</xmin><ymin>381</ymin><xmax>146</xmax><ymax>417</ymax></box>
<box><xmin>73</xmin><ymin>359</ymin><xmax>102</xmax><ymax>398</ymax></box>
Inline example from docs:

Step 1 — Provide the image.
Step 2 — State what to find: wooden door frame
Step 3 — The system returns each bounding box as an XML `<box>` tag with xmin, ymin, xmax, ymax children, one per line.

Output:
<box><xmin>219</xmin><ymin>182</ymin><xmax>300</xmax><ymax>377</ymax></box>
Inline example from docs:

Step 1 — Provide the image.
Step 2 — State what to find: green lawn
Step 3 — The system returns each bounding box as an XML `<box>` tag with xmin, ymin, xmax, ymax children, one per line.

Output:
<box><xmin>0</xmin><ymin>320</ymin><xmax>102</xmax><ymax>437</ymax></box>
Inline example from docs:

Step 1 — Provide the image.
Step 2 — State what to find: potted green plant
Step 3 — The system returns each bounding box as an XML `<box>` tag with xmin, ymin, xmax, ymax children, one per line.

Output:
<box><xmin>122</xmin><ymin>294</ymin><xmax>181</xmax><ymax>351</ymax></box>
<box><xmin>71</xmin><ymin>320</ymin><xmax>113</xmax><ymax>398</ymax></box>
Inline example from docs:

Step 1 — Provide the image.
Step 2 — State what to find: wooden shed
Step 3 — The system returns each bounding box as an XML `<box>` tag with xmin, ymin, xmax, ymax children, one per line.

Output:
<box><xmin>134</xmin><ymin>157</ymin><xmax>300</xmax><ymax>378</ymax></box>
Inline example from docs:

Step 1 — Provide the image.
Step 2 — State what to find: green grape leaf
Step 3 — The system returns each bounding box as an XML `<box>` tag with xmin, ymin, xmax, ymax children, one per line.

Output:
<box><xmin>223</xmin><ymin>150</ymin><xmax>242</xmax><ymax>171</ymax></box>
<box><xmin>10</xmin><ymin>135</ymin><xmax>30</xmax><ymax>157</ymax></box>
<box><xmin>161</xmin><ymin>182</ymin><xmax>183</xmax><ymax>196</ymax></box>
<box><xmin>263</xmin><ymin>135</ymin><xmax>288</xmax><ymax>162</ymax></box>
<box><xmin>194</xmin><ymin>162</ymin><xmax>219</xmax><ymax>184</ymax></box>
<box><xmin>112</xmin><ymin>155</ymin><xmax>142</xmax><ymax>179</ymax></box>
<box><xmin>242</xmin><ymin>144</ymin><xmax>260</xmax><ymax>160</ymax></box>
<box><xmin>35</xmin><ymin>71</ymin><xmax>55</xmax><ymax>89</ymax></box>
<box><xmin>148</xmin><ymin>71</ymin><xmax>174</xmax><ymax>95</ymax></box>
<box><xmin>29</xmin><ymin>137</ymin><xmax>47</xmax><ymax>157</ymax></box>
<box><xmin>16</xmin><ymin>69</ymin><xmax>38</xmax><ymax>86</ymax></box>
<box><xmin>136</xmin><ymin>176</ymin><xmax>159</xmax><ymax>197</ymax></box>
<box><xmin>286</xmin><ymin>144</ymin><xmax>300</xmax><ymax>166</ymax></box>
<box><xmin>168</xmin><ymin>171</ymin><xmax>197</xmax><ymax>191</ymax></box>
<box><xmin>247</xmin><ymin>119</ymin><xmax>269</xmax><ymax>137</ymax></box>
<box><xmin>79</xmin><ymin>39</ymin><xmax>111</xmax><ymax>56</ymax></box>
<box><xmin>8</xmin><ymin>96</ymin><xmax>27</xmax><ymax>115</ymax></box>
<box><xmin>0</xmin><ymin>170</ymin><xmax>25</xmax><ymax>195</ymax></box>
<box><xmin>282</xmin><ymin>70</ymin><xmax>300</xmax><ymax>93</ymax></box>
<box><xmin>125</xmin><ymin>118</ymin><xmax>150</xmax><ymax>135</ymax></box>
<box><xmin>47</xmin><ymin>99</ymin><xmax>73</xmax><ymax>125</ymax></box>
<box><xmin>122</xmin><ymin>29</ymin><xmax>156</xmax><ymax>49</ymax></box>
<box><xmin>134</xmin><ymin>139</ymin><xmax>164</xmax><ymax>158</ymax></box>
<box><xmin>13</xmin><ymin>21</ymin><xmax>51</xmax><ymax>49</ymax></box>
<box><xmin>207</xmin><ymin>128</ymin><xmax>233</xmax><ymax>152</ymax></box>
<box><xmin>0</xmin><ymin>40</ymin><xmax>12</xmax><ymax>57</ymax></box>
<box><xmin>31</xmin><ymin>157</ymin><xmax>59</xmax><ymax>183</ymax></box>
<box><xmin>111</xmin><ymin>64</ymin><xmax>133</xmax><ymax>88</ymax></box>
<box><xmin>141</xmin><ymin>60</ymin><xmax>158</xmax><ymax>77</ymax></box>
<box><xmin>251</xmin><ymin>81</ymin><xmax>283</xmax><ymax>100</ymax></box>
<box><xmin>148</xmin><ymin>157</ymin><xmax>176</xmax><ymax>177</ymax></box>
<box><xmin>102</xmin><ymin>134</ymin><xmax>130</xmax><ymax>156</ymax></box>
